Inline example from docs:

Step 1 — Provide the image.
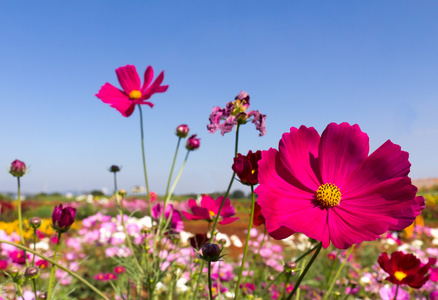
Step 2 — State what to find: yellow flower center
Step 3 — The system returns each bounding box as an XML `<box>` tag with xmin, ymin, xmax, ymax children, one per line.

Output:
<box><xmin>394</xmin><ymin>271</ymin><xmax>407</xmax><ymax>281</ymax></box>
<box><xmin>129</xmin><ymin>90</ymin><xmax>142</xmax><ymax>100</ymax></box>
<box><xmin>316</xmin><ymin>183</ymin><xmax>341</xmax><ymax>208</ymax></box>
<box><xmin>209</xmin><ymin>211</ymin><xmax>216</xmax><ymax>217</ymax></box>
<box><xmin>251</xmin><ymin>169</ymin><xmax>255</xmax><ymax>174</ymax></box>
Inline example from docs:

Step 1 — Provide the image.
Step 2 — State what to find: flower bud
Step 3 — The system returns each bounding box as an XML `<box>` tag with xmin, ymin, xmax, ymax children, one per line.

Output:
<box><xmin>284</xmin><ymin>261</ymin><xmax>297</xmax><ymax>272</ymax></box>
<box><xmin>176</xmin><ymin>124</ymin><xmax>189</xmax><ymax>138</ymax></box>
<box><xmin>186</xmin><ymin>135</ymin><xmax>200</xmax><ymax>151</ymax></box>
<box><xmin>119</xmin><ymin>189</ymin><xmax>127</xmax><ymax>197</ymax></box>
<box><xmin>9</xmin><ymin>159</ymin><xmax>26</xmax><ymax>177</ymax></box>
<box><xmin>51</xmin><ymin>204</ymin><xmax>76</xmax><ymax>233</ymax></box>
<box><xmin>24</xmin><ymin>266</ymin><xmax>40</xmax><ymax>279</ymax></box>
<box><xmin>232</xmin><ymin>150</ymin><xmax>262</xmax><ymax>186</ymax></box>
<box><xmin>200</xmin><ymin>243</ymin><xmax>223</xmax><ymax>262</ymax></box>
<box><xmin>109</xmin><ymin>165</ymin><xmax>121</xmax><ymax>173</ymax></box>
<box><xmin>38</xmin><ymin>292</ymin><xmax>48</xmax><ymax>299</ymax></box>
<box><xmin>29</xmin><ymin>217</ymin><xmax>42</xmax><ymax>229</ymax></box>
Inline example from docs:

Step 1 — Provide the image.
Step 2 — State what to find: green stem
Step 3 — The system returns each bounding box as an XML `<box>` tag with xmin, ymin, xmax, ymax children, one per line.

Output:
<box><xmin>234</xmin><ymin>185</ymin><xmax>256</xmax><ymax>300</ymax></box>
<box><xmin>16</xmin><ymin>177</ymin><xmax>29</xmax><ymax>267</ymax></box>
<box><xmin>323</xmin><ymin>245</ymin><xmax>355</xmax><ymax>300</ymax></box>
<box><xmin>0</xmin><ymin>239</ymin><xmax>110</xmax><ymax>300</ymax></box>
<box><xmin>295</xmin><ymin>258</ymin><xmax>307</xmax><ymax>300</ymax></box>
<box><xmin>286</xmin><ymin>242</ymin><xmax>322</xmax><ymax>300</ymax></box>
<box><xmin>207</xmin><ymin>261</ymin><xmax>213</xmax><ymax>300</ymax></box>
<box><xmin>165</xmin><ymin>137</ymin><xmax>181</xmax><ymax>197</ymax></box>
<box><xmin>280</xmin><ymin>272</ymin><xmax>292</xmax><ymax>300</ymax></box>
<box><xmin>138</xmin><ymin>105</ymin><xmax>152</xmax><ymax>217</ymax></box>
<box><xmin>47</xmin><ymin>232</ymin><xmax>62</xmax><ymax>300</ymax></box>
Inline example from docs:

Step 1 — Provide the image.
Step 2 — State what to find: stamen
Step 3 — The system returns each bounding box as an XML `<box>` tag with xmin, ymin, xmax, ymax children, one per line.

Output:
<box><xmin>316</xmin><ymin>183</ymin><xmax>341</xmax><ymax>208</ymax></box>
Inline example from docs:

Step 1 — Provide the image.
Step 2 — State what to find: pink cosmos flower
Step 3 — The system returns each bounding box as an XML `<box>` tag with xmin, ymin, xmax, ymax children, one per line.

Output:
<box><xmin>255</xmin><ymin>122</ymin><xmax>423</xmax><ymax>249</ymax></box>
<box><xmin>182</xmin><ymin>195</ymin><xmax>239</xmax><ymax>225</ymax></box>
<box><xmin>152</xmin><ymin>203</ymin><xmax>184</xmax><ymax>233</ymax></box>
<box><xmin>96</xmin><ymin>65</ymin><xmax>168</xmax><ymax>117</ymax></box>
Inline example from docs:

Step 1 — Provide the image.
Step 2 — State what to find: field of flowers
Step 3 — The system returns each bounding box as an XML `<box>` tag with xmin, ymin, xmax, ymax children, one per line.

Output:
<box><xmin>1</xmin><ymin>64</ymin><xmax>437</xmax><ymax>300</ymax></box>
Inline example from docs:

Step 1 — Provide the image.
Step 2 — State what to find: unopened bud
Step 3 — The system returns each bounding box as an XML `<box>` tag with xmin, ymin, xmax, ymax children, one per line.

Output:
<box><xmin>284</xmin><ymin>261</ymin><xmax>297</xmax><ymax>272</ymax></box>
<box><xmin>176</xmin><ymin>124</ymin><xmax>189</xmax><ymax>138</ymax></box>
<box><xmin>24</xmin><ymin>266</ymin><xmax>40</xmax><ymax>279</ymax></box>
<box><xmin>29</xmin><ymin>217</ymin><xmax>42</xmax><ymax>229</ymax></box>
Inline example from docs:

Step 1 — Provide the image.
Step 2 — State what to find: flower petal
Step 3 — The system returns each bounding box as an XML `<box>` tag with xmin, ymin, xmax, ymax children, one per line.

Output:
<box><xmin>343</xmin><ymin>140</ymin><xmax>411</xmax><ymax>195</ymax></box>
<box><xmin>341</xmin><ymin>177</ymin><xmax>417</xmax><ymax>231</ymax></box>
<box><xmin>256</xmin><ymin>148</ymin><xmax>330</xmax><ymax>246</ymax></box>
<box><xmin>328</xmin><ymin>206</ymin><xmax>397</xmax><ymax>249</ymax></box>
<box><xmin>319</xmin><ymin>123</ymin><xmax>369</xmax><ymax>188</ymax></box>
<box><xmin>95</xmin><ymin>83</ymin><xmax>134</xmax><ymax>117</ymax></box>
<box><xmin>116</xmin><ymin>65</ymin><xmax>141</xmax><ymax>94</ymax></box>
<box><xmin>141</xmin><ymin>66</ymin><xmax>154</xmax><ymax>91</ymax></box>
<box><xmin>278</xmin><ymin>125</ymin><xmax>321</xmax><ymax>191</ymax></box>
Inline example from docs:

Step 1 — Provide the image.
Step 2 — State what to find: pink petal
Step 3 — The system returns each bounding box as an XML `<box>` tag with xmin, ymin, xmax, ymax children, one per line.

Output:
<box><xmin>181</xmin><ymin>211</ymin><xmax>207</xmax><ymax>221</ymax></box>
<box><xmin>342</xmin><ymin>140</ymin><xmax>410</xmax><ymax>195</ymax></box>
<box><xmin>278</xmin><ymin>125</ymin><xmax>321</xmax><ymax>191</ymax></box>
<box><xmin>142</xmin><ymin>71</ymin><xmax>168</xmax><ymax>100</ymax></box>
<box><xmin>341</xmin><ymin>176</ymin><xmax>418</xmax><ymax>231</ymax></box>
<box><xmin>116</xmin><ymin>65</ymin><xmax>141</xmax><ymax>94</ymax></box>
<box><xmin>141</xmin><ymin>66</ymin><xmax>154</xmax><ymax>91</ymax></box>
<box><xmin>319</xmin><ymin>123</ymin><xmax>369</xmax><ymax>188</ymax></box>
<box><xmin>328</xmin><ymin>206</ymin><xmax>397</xmax><ymax>249</ymax></box>
<box><xmin>256</xmin><ymin>148</ymin><xmax>329</xmax><ymax>246</ymax></box>
<box><xmin>219</xmin><ymin>217</ymin><xmax>239</xmax><ymax>225</ymax></box>
<box><xmin>201</xmin><ymin>195</ymin><xmax>216</xmax><ymax>211</ymax></box>
<box><xmin>95</xmin><ymin>83</ymin><xmax>134</xmax><ymax>117</ymax></box>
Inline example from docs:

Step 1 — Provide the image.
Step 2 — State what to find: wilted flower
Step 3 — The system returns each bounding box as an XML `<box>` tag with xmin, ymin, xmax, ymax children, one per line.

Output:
<box><xmin>176</xmin><ymin>124</ymin><xmax>190</xmax><ymax>138</ymax></box>
<box><xmin>256</xmin><ymin>123</ymin><xmax>424</xmax><ymax>249</ymax></box>
<box><xmin>9</xmin><ymin>159</ymin><xmax>26</xmax><ymax>177</ymax></box>
<box><xmin>186</xmin><ymin>134</ymin><xmax>200</xmax><ymax>150</ymax></box>
<box><xmin>207</xmin><ymin>91</ymin><xmax>266</xmax><ymax>136</ymax></box>
<box><xmin>232</xmin><ymin>150</ymin><xmax>262</xmax><ymax>186</ymax></box>
<box><xmin>182</xmin><ymin>195</ymin><xmax>238</xmax><ymax>225</ymax></box>
<box><xmin>378</xmin><ymin>251</ymin><xmax>436</xmax><ymax>288</ymax></box>
<box><xmin>52</xmin><ymin>204</ymin><xmax>76</xmax><ymax>233</ymax></box>
<box><xmin>96</xmin><ymin>65</ymin><xmax>168</xmax><ymax>117</ymax></box>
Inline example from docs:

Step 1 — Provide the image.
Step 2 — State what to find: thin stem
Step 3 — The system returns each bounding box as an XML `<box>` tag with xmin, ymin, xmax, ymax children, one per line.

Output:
<box><xmin>16</xmin><ymin>177</ymin><xmax>29</xmax><ymax>267</ymax></box>
<box><xmin>138</xmin><ymin>105</ymin><xmax>152</xmax><ymax>217</ymax></box>
<box><xmin>393</xmin><ymin>284</ymin><xmax>399</xmax><ymax>300</ymax></box>
<box><xmin>165</xmin><ymin>137</ymin><xmax>182</xmax><ymax>197</ymax></box>
<box><xmin>0</xmin><ymin>239</ymin><xmax>110</xmax><ymax>300</ymax></box>
<box><xmin>294</xmin><ymin>258</ymin><xmax>307</xmax><ymax>300</ymax></box>
<box><xmin>279</xmin><ymin>272</ymin><xmax>292</xmax><ymax>300</ymax></box>
<box><xmin>207</xmin><ymin>261</ymin><xmax>213</xmax><ymax>300</ymax></box>
<box><xmin>234</xmin><ymin>185</ymin><xmax>256</xmax><ymax>300</ymax></box>
<box><xmin>295</xmin><ymin>243</ymin><xmax>320</xmax><ymax>263</ymax></box>
<box><xmin>286</xmin><ymin>242</ymin><xmax>322</xmax><ymax>300</ymax></box>
<box><xmin>323</xmin><ymin>245</ymin><xmax>355</xmax><ymax>300</ymax></box>
<box><xmin>47</xmin><ymin>232</ymin><xmax>62</xmax><ymax>300</ymax></box>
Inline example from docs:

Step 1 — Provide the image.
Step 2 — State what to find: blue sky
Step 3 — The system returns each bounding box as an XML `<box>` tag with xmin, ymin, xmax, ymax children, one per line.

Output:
<box><xmin>1</xmin><ymin>1</ymin><xmax>437</xmax><ymax>196</ymax></box>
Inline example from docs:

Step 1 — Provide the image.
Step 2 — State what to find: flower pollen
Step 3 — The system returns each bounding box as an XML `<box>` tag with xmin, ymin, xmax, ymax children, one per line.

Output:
<box><xmin>394</xmin><ymin>271</ymin><xmax>407</xmax><ymax>281</ymax></box>
<box><xmin>129</xmin><ymin>90</ymin><xmax>142</xmax><ymax>100</ymax></box>
<box><xmin>209</xmin><ymin>211</ymin><xmax>216</xmax><ymax>217</ymax></box>
<box><xmin>316</xmin><ymin>183</ymin><xmax>341</xmax><ymax>208</ymax></box>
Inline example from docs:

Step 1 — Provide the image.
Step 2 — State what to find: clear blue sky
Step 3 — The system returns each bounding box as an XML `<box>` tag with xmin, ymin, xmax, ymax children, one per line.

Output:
<box><xmin>1</xmin><ymin>1</ymin><xmax>437</xmax><ymax>196</ymax></box>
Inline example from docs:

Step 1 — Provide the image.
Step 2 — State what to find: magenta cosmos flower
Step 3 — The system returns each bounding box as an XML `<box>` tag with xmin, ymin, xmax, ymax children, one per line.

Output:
<box><xmin>182</xmin><ymin>195</ymin><xmax>238</xmax><ymax>225</ymax></box>
<box><xmin>255</xmin><ymin>122</ymin><xmax>424</xmax><ymax>249</ymax></box>
<box><xmin>95</xmin><ymin>65</ymin><xmax>168</xmax><ymax>117</ymax></box>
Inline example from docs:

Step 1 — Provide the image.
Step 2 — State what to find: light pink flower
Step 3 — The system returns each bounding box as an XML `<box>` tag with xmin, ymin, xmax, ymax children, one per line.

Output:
<box><xmin>96</xmin><ymin>65</ymin><xmax>168</xmax><ymax>117</ymax></box>
<box><xmin>256</xmin><ymin>123</ymin><xmax>423</xmax><ymax>249</ymax></box>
